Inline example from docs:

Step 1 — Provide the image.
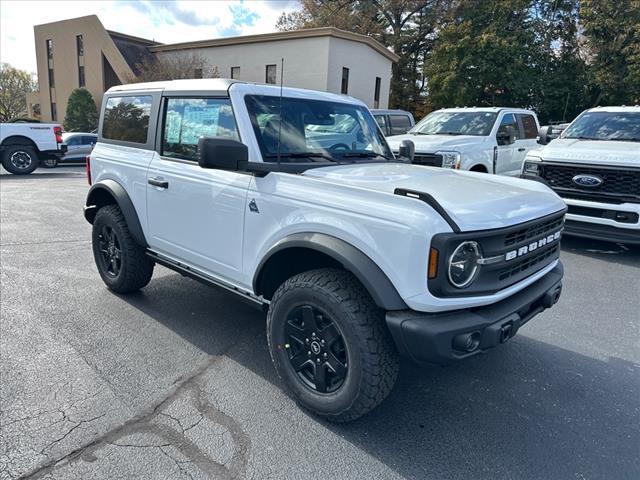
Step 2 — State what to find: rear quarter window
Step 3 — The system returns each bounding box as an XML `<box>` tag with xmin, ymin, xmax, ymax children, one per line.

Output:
<box><xmin>102</xmin><ymin>96</ymin><xmax>153</xmax><ymax>144</ymax></box>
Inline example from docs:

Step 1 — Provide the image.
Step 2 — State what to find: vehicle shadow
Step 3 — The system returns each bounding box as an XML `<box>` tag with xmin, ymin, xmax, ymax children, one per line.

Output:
<box><xmin>121</xmin><ymin>272</ymin><xmax>640</xmax><ymax>480</ymax></box>
<box><xmin>561</xmin><ymin>235</ymin><xmax>640</xmax><ymax>267</ymax></box>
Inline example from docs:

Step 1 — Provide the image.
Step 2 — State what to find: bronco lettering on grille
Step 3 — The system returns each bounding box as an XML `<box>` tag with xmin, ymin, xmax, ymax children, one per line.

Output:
<box><xmin>505</xmin><ymin>231</ymin><xmax>561</xmax><ymax>261</ymax></box>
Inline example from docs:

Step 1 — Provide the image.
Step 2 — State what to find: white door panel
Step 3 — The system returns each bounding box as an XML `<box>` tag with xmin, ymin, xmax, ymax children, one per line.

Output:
<box><xmin>146</xmin><ymin>155</ymin><xmax>251</xmax><ymax>283</ymax></box>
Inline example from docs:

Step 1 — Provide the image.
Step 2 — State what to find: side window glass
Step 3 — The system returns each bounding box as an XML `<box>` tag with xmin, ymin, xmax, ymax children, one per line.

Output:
<box><xmin>82</xmin><ymin>136</ymin><xmax>96</xmax><ymax>145</ymax></box>
<box><xmin>374</xmin><ymin>115</ymin><xmax>388</xmax><ymax>134</ymax></box>
<box><xmin>66</xmin><ymin>136</ymin><xmax>81</xmax><ymax>146</ymax></box>
<box><xmin>162</xmin><ymin>98</ymin><xmax>239</xmax><ymax>161</ymax></box>
<box><xmin>389</xmin><ymin>115</ymin><xmax>411</xmax><ymax>135</ymax></box>
<box><xmin>498</xmin><ymin>113</ymin><xmax>521</xmax><ymax>139</ymax></box>
<box><xmin>519</xmin><ymin>114</ymin><xmax>538</xmax><ymax>139</ymax></box>
<box><xmin>102</xmin><ymin>96</ymin><xmax>152</xmax><ymax>144</ymax></box>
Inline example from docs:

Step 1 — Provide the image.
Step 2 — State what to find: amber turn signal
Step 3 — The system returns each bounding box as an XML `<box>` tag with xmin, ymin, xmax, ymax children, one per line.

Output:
<box><xmin>428</xmin><ymin>247</ymin><xmax>438</xmax><ymax>279</ymax></box>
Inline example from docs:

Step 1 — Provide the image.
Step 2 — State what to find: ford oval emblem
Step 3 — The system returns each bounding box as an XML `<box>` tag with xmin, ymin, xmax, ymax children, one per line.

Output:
<box><xmin>572</xmin><ymin>174</ymin><xmax>603</xmax><ymax>188</ymax></box>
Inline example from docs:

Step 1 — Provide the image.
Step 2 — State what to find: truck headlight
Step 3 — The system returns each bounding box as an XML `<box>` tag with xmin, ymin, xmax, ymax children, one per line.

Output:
<box><xmin>523</xmin><ymin>161</ymin><xmax>540</xmax><ymax>175</ymax></box>
<box><xmin>448</xmin><ymin>241</ymin><xmax>481</xmax><ymax>288</ymax></box>
<box><xmin>436</xmin><ymin>151</ymin><xmax>461</xmax><ymax>169</ymax></box>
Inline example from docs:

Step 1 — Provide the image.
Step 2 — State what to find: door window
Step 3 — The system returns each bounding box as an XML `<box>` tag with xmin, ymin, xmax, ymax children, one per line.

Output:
<box><xmin>82</xmin><ymin>136</ymin><xmax>97</xmax><ymax>145</ymax></box>
<box><xmin>518</xmin><ymin>114</ymin><xmax>538</xmax><ymax>139</ymax></box>
<box><xmin>162</xmin><ymin>98</ymin><xmax>239</xmax><ymax>161</ymax></box>
<box><xmin>66</xmin><ymin>136</ymin><xmax>82</xmax><ymax>146</ymax></box>
<box><xmin>498</xmin><ymin>114</ymin><xmax>522</xmax><ymax>139</ymax></box>
<box><xmin>374</xmin><ymin>114</ymin><xmax>388</xmax><ymax>134</ymax></box>
<box><xmin>389</xmin><ymin>115</ymin><xmax>411</xmax><ymax>135</ymax></box>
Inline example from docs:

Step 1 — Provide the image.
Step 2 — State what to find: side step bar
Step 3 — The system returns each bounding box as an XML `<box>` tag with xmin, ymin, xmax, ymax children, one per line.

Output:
<box><xmin>146</xmin><ymin>251</ymin><xmax>268</xmax><ymax>309</ymax></box>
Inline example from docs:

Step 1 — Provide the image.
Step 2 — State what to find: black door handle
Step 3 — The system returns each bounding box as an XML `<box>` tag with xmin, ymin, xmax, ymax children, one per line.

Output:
<box><xmin>518</xmin><ymin>147</ymin><xmax>526</xmax><ymax>152</ymax></box>
<box><xmin>148</xmin><ymin>178</ymin><xmax>169</xmax><ymax>189</ymax></box>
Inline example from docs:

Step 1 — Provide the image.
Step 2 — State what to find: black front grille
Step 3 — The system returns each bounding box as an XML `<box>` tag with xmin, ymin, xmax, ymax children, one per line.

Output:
<box><xmin>540</xmin><ymin>163</ymin><xmax>640</xmax><ymax>203</ymax></box>
<box><xmin>499</xmin><ymin>245</ymin><xmax>559</xmax><ymax>281</ymax></box>
<box><xmin>504</xmin><ymin>215</ymin><xmax>564</xmax><ymax>247</ymax></box>
<box><xmin>413</xmin><ymin>153</ymin><xmax>443</xmax><ymax>167</ymax></box>
<box><xmin>429</xmin><ymin>210</ymin><xmax>565</xmax><ymax>298</ymax></box>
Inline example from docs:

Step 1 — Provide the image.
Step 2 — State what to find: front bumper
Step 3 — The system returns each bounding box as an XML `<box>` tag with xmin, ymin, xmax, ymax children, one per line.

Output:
<box><xmin>386</xmin><ymin>262</ymin><xmax>563</xmax><ymax>366</ymax></box>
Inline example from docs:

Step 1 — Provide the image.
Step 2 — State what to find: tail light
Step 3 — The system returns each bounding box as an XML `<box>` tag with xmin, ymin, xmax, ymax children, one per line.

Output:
<box><xmin>53</xmin><ymin>125</ymin><xmax>63</xmax><ymax>144</ymax></box>
<box><xmin>86</xmin><ymin>155</ymin><xmax>92</xmax><ymax>185</ymax></box>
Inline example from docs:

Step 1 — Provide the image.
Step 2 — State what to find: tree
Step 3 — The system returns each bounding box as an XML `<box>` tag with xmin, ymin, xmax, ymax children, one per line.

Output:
<box><xmin>276</xmin><ymin>0</ymin><xmax>453</xmax><ymax>112</ymax></box>
<box><xmin>64</xmin><ymin>88</ymin><xmax>98</xmax><ymax>132</ymax></box>
<box><xmin>580</xmin><ymin>0</ymin><xmax>640</xmax><ymax>106</ymax></box>
<box><xmin>127</xmin><ymin>52</ymin><xmax>220</xmax><ymax>83</ymax></box>
<box><xmin>0</xmin><ymin>63</ymin><xmax>37</xmax><ymax>122</ymax></box>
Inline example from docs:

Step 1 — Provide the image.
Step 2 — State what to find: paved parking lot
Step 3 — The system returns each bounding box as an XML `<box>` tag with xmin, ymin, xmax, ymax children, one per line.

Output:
<box><xmin>1</xmin><ymin>166</ymin><xmax>639</xmax><ymax>480</ymax></box>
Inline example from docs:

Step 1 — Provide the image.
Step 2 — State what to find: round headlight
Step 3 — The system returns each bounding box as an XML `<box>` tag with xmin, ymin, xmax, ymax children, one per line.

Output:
<box><xmin>448</xmin><ymin>241</ymin><xmax>481</xmax><ymax>288</ymax></box>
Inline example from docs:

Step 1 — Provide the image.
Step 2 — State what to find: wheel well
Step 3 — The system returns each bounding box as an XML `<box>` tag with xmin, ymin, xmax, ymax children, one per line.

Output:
<box><xmin>256</xmin><ymin>247</ymin><xmax>342</xmax><ymax>301</ymax></box>
<box><xmin>470</xmin><ymin>164</ymin><xmax>488</xmax><ymax>173</ymax></box>
<box><xmin>85</xmin><ymin>188</ymin><xmax>117</xmax><ymax>223</ymax></box>
<box><xmin>1</xmin><ymin>136</ymin><xmax>38</xmax><ymax>151</ymax></box>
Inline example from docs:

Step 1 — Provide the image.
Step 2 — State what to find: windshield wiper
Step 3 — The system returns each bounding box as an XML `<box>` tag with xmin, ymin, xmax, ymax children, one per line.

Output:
<box><xmin>564</xmin><ymin>136</ymin><xmax>601</xmax><ymax>140</ymax></box>
<box><xmin>606</xmin><ymin>137</ymin><xmax>640</xmax><ymax>142</ymax></box>
<box><xmin>341</xmin><ymin>151</ymin><xmax>393</xmax><ymax>160</ymax></box>
<box><xmin>264</xmin><ymin>152</ymin><xmax>337</xmax><ymax>162</ymax></box>
<box><xmin>436</xmin><ymin>132</ymin><xmax>464</xmax><ymax>135</ymax></box>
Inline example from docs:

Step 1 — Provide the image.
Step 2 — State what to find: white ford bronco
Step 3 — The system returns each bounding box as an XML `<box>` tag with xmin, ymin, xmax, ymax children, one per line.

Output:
<box><xmin>522</xmin><ymin>106</ymin><xmax>640</xmax><ymax>244</ymax></box>
<box><xmin>84</xmin><ymin>79</ymin><xmax>565</xmax><ymax>422</ymax></box>
<box><xmin>386</xmin><ymin>107</ymin><xmax>540</xmax><ymax>176</ymax></box>
<box><xmin>0</xmin><ymin>122</ymin><xmax>67</xmax><ymax>174</ymax></box>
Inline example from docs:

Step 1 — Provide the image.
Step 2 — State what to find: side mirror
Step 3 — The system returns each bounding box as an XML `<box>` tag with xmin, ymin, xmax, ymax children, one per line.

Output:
<box><xmin>497</xmin><ymin>126</ymin><xmax>516</xmax><ymax>146</ymax></box>
<box><xmin>198</xmin><ymin>137</ymin><xmax>248</xmax><ymax>171</ymax></box>
<box><xmin>537</xmin><ymin>126</ymin><xmax>553</xmax><ymax>145</ymax></box>
<box><xmin>398</xmin><ymin>139</ymin><xmax>415</xmax><ymax>162</ymax></box>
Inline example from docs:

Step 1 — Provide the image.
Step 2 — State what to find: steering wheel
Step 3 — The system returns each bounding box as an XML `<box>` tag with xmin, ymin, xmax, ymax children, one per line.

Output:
<box><xmin>328</xmin><ymin>143</ymin><xmax>350</xmax><ymax>151</ymax></box>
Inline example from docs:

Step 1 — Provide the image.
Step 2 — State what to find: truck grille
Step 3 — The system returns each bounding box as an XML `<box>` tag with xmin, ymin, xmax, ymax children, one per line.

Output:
<box><xmin>428</xmin><ymin>210</ymin><xmax>565</xmax><ymax>298</ymax></box>
<box><xmin>539</xmin><ymin>163</ymin><xmax>640</xmax><ymax>203</ymax></box>
<box><xmin>413</xmin><ymin>153</ymin><xmax>443</xmax><ymax>167</ymax></box>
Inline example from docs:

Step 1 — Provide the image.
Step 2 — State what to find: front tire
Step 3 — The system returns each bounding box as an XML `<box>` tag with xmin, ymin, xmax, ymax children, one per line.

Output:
<box><xmin>267</xmin><ymin>268</ymin><xmax>399</xmax><ymax>423</ymax></box>
<box><xmin>2</xmin><ymin>146</ymin><xmax>39</xmax><ymax>174</ymax></box>
<box><xmin>92</xmin><ymin>205</ymin><xmax>154</xmax><ymax>293</ymax></box>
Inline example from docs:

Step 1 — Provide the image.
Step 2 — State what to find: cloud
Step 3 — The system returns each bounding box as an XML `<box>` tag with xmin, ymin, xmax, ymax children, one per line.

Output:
<box><xmin>0</xmin><ymin>1</ymin><xmax>300</xmax><ymax>73</ymax></box>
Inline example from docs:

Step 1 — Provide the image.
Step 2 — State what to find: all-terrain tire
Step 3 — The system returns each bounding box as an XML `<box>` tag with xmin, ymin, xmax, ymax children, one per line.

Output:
<box><xmin>92</xmin><ymin>204</ymin><xmax>154</xmax><ymax>293</ymax></box>
<box><xmin>267</xmin><ymin>268</ymin><xmax>399</xmax><ymax>423</ymax></box>
<box><xmin>2</xmin><ymin>145</ymin><xmax>39</xmax><ymax>174</ymax></box>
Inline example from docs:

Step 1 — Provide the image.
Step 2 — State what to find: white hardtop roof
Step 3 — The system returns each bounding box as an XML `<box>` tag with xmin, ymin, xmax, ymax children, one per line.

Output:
<box><xmin>106</xmin><ymin>78</ymin><xmax>367</xmax><ymax>106</ymax></box>
<box><xmin>436</xmin><ymin>106</ymin><xmax>535</xmax><ymax>114</ymax></box>
<box><xmin>585</xmin><ymin>105</ymin><xmax>640</xmax><ymax>113</ymax></box>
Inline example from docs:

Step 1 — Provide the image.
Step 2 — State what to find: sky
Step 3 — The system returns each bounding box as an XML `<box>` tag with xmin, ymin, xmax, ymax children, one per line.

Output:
<box><xmin>0</xmin><ymin>0</ymin><xmax>300</xmax><ymax>73</ymax></box>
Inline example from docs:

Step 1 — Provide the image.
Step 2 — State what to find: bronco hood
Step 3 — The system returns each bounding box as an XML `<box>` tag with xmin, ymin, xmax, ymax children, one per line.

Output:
<box><xmin>303</xmin><ymin>163</ymin><xmax>566</xmax><ymax>232</ymax></box>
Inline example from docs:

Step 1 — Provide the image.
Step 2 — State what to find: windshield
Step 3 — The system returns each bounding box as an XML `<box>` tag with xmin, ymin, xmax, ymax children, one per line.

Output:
<box><xmin>245</xmin><ymin>95</ymin><xmax>394</xmax><ymax>163</ymax></box>
<box><xmin>562</xmin><ymin>111</ymin><xmax>640</xmax><ymax>141</ymax></box>
<box><xmin>410</xmin><ymin>111</ymin><xmax>497</xmax><ymax>136</ymax></box>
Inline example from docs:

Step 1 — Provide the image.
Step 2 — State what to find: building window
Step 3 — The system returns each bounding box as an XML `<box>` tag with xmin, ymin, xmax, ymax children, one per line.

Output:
<box><xmin>193</xmin><ymin>68</ymin><xmax>203</xmax><ymax>79</ymax></box>
<box><xmin>46</xmin><ymin>39</ymin><xmax>53</xmax><ymax>59</ymax></box>
<box><xmin>76</xmin><ymin>35</ymin><xmax>84</xmax><ymax>56</ymax></box>
<box><xmin>341</xmin><ymin>67</ymin><xmax>349</xmax><ymax>94</ymax></box>
<box><xmin>231</xmin><ymin>66</ymin><xmax>240</xmax><ymax>79</ymax></box>
<box><xmin>78</xmin><ymin>66</ymin><xmax>85</xmax><ymax>87</ymax></box>
<box><xmin>374</xmin><ymin>77</ymin><xmax>381</xmax><ymax>108</ymax></box>
<box><xmin>50</xmin><ymin>103</ymin><xmax>57</xmax><ymax>121</ymax></box>
<box><xmin>265</xmin><ymin>64</ymin><xmax>276</xmax><ymax>84</ymax></box>
<box><xmin>48</xmin><ymin>68</ymin><xmax>55</xmax><ymax>88</ymax></box>
<box><xmin>102</xmin><ymin>95</ymin><xmax>153</xmax><ymax>144</ymax></box>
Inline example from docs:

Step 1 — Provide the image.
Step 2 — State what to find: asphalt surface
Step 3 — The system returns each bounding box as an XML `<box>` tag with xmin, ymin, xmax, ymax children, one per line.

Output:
<box><xmin>1</xmin><ymin>166</ymin><xmax>639</xmax><ymax>480</ymax></box>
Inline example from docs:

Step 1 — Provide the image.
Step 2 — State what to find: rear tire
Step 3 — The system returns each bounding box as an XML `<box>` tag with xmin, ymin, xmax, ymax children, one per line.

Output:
<box><xmin>92</xmin><ymin>205</ymin><xmax>154</xmax><ymax>293</ymax></box>
<box><xmin>267</xmin><ymin>268</ymin><xmax>399</xmax><ymax>423</ymax></box>
<box><xmin>2</xmin><ymin>146</ymin><xmax>39</xmax><ymax>174</ymax></box>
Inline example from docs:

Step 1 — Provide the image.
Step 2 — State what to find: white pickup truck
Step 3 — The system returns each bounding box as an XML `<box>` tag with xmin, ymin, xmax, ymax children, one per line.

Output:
<box><xmin>0</xmin><ymin>122</ymin><xmax>67</xmax><ymax>174</ymax></box>
<box><xmin>522</xmin><ymin>106</ymin><xmax>640</xmax><ymax>244</ymax></box>
<box><xmin>386</xmin><ymin>107</ymin><xmax>540</xmax><ymax>176</ymax></box>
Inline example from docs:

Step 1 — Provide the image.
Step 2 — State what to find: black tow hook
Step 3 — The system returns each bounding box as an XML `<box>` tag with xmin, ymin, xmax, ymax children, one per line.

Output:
<box><xmin>500</xmin><ymin>322</ymin><xmax>514</xmax><ymax>344</ymax></box>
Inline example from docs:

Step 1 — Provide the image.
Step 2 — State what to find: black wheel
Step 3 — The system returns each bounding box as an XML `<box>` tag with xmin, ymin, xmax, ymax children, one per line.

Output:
<box><xmin>41</xmin><ymin>157</ymin><xmax>58</xmax><ymax>168</ymax></box>
<box><xmin>267</xmin><ymin>268</ymin><xmax>399</xmax><ymax>422</ymax></box>
<box><xmin>92</xmin><ymin>205</ymin><xmax>154</xmax><ymax>293</ymax></box>
<box><xmin>2</xmin><ymin>146</ymin><xmax>39</xmax><ymax>174</ymax></box>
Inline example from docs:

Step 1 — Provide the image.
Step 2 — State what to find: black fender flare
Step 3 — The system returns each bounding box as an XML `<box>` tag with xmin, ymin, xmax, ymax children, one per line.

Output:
<box><xmin>84</xmin><ymin>179</ymin><xmax>148</xmax><ymax>247</ymax></box>
<box><xmin>253</xmin><ymin>232</ymin><xmax>407</xmax><ymax>311</ymax></box>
